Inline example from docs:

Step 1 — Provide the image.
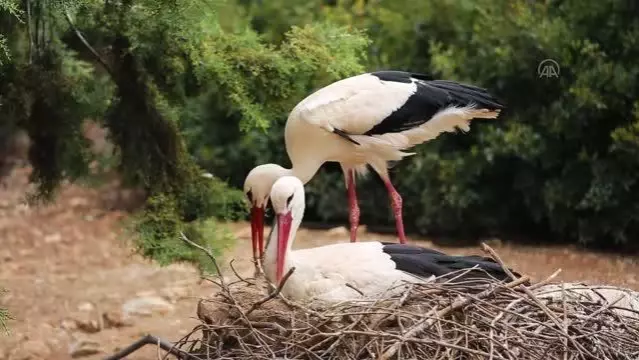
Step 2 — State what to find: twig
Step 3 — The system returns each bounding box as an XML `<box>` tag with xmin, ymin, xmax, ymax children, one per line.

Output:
<box><xmin>26</xmin><ymin>0</ymin><xmax>33</xmax><ymax>63</ymax></box>
<box><xmin>104</xmin><ymin>334</ymin><xmax>198</xmax><ymax>360</ymax></box>
<box><xmin>562</xmin><ymin>283</ymin><xmax>568</xmax><ymax>360</ymax></box>
<box><xmin>369</xmin><ymin>284</ymin><xmax>414</xmax><ymax>330</ymax></box>
<box><xmin>345</xmin><ymin>283</ymin><xmax>364</xmax><ymax>296</ymax></box>
<box><xmin>63</xmin><ymin>8</ymin><xmax>116</xmax><ymax>79</ymax></box>
<box><xmin>481</xmin><ymin>243</ymin><xmax>597</xmax><ymax>359</ymax></box>
<box><xmin>245</xmin><ymin>267</ymin><xmax>296</xmax><ymax>316</ymax></box>
<box><xmin>584</xmin><ymin>292</ymin><xmax>626</xmax><ymax>321</ymax></box>
<box><xmin>321</xmin><ymin>329</ymin><xmax>495</xmax><ymax>357</ymax></box>
<box><xmin>162</xmin><ymin>325</ymin><xmax>206</xmax><ymax>360</ymax></box>
<box><xmin>180</xmin><ymin>231</ymin><xmax>225</xmax><ymax>287</ymax></box>
<box><xmin>229</xmin><ymin>259</ymin><xmax>254</xmax><ymax>286</ymax></box>
<box><xmin>380</xmin><ymin>275</ymin><xmax>530</xmax><ymax>360</ymax></box>
<box><xmin>528</xmin><ymin>268</ymin><xmax>563</xmax><ymax>290</ymax></box>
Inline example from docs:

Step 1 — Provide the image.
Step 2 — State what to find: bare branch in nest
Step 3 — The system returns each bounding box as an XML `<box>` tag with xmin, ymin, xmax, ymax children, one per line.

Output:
<box><xmin>245</xmin><ymin>267</ymin><xmax>296</xmax><ymax>316</ymax></box>
<box><xmin>345</xmin><ymin>283</ymin><xmax>364</xmax><ymax>296</ymax></box>
<box><xmin>228</xmin><ymin>259</ymin><xmax>255</xmax><ymax>286</ymax></box>
<box><xmin>481</xmin><ymin>243</ymin><xmax>598</xmax><ymax>358</ymax></box>
<box><xmin>104</xmin><ymin>334</ymin><xmax>198</xmax><ymax>360</ymax></box>
<box><xmin>528</xmin><ymin>268</ymin><xmax>563</xmax><ymax>290</ymax></box>
<box><xmin>380</xmin><ymin>275</ymin><xmax>531</xmax><ymax>360</ymax></box>
<box><xmin>180</xmin><ymin>231</ymin><xmax>225</xmax><ymax>287</ymax></box>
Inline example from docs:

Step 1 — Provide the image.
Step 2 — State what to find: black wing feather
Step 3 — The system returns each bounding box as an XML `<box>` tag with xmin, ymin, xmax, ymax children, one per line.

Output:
<box><xmin>332</xmin><ymin>127</ymin><xmax>361</xmax><ymax>145</ymax></box>
<box><xmin>364</xmin><ymin>71</ymin><xmax>505</xmax><ymax>136</ymax></box>
<box><xmin>370</xmin><ymin>70</ymin><xmax>434</xmax><ymax>83</ymax></box>
<box><xmin>382</xmin><ymin>243</ymin><xmax>524</xmax><ymax>284</ymax></box>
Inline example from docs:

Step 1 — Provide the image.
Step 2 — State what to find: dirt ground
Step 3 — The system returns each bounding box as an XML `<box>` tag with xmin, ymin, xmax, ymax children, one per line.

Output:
<box><xmin>1</xmin><ymin>166</ymin><xmax>638</xmax><ymax>360</ymax></box>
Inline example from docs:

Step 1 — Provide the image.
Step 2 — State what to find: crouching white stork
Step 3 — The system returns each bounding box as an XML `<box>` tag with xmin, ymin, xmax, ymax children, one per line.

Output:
<box><xmin>243</xmin><ymin>70</ymin><xmax>504</xmax><ymax>269</ymax></box>
<box><xmin>262</xmin><ymin>176</ymin><xmax>521</xmax><ymax>303</ymax></box>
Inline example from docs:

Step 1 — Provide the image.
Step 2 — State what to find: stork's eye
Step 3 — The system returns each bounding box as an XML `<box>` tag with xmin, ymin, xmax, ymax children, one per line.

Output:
<box><xmin>246</xmin><ymin>189</ymin><xmax>253</xmax><ymax>202</ymax></box>
<box><xmin>286</xmin><ymin>194</ymin><xmax>294</xmax><ymax>207</ymax></box>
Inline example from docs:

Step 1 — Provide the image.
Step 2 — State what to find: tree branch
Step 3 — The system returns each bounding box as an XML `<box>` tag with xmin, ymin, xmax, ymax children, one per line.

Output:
<box><xmin>26</xmin><ymin>0</ymin><xmax>32</xmax><ymax>63</ymax></box>
<box><xmin>245</xmin><ymin>267</ymin><xmax>296</xmax><ymax>316</ymax></box>
<box><xmin>104</xmin><ymin>334</ymin><xmax>199</xmax><ymax>360</ymax></box>
<box><xmin>62</xmin><ymin>8</ymin><xmax>116</xmax><ymax>79</ymax></box>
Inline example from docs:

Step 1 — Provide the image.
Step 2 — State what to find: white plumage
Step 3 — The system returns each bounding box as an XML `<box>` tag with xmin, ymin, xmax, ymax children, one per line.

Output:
<box><xmin>243</xmin><ymin>70</ymin><xmax>504</xmax><ymax>270</ymax></box>
<box><xmin>263</xmin><ymin>176</ymin><xmax>421</xmax><ymax>303</ymax></box>
<box><xmin>286</xmin><ymin>72</ymin><xmax>499</xmax><ymax>168</ymax></box>
<box><xmin>264</xmin><ymin>240</ymin><xmax>425</xmax><ymax>303</ymax></box>
<box><xmin>263</xmin><ymin>176</ymin><xmax>518</xmax><ymax>305</ymax></box>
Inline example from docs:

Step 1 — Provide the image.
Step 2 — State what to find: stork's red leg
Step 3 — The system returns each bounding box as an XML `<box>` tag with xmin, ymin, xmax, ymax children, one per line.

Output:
<box><xmin>383</xmin><ymin>178</ymin><xmax>407</xmax><ymax>244</ymax></box>
<box><xmin>346</xmin><ymin>169</ymin><xmax>360</xmax><ymax>242</ymax></box>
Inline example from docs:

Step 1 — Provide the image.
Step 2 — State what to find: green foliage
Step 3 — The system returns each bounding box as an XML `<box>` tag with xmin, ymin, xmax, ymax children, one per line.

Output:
<box><xmin>181</xmin><ymin>21</ymin><xmax>369</xmax><ymax>188</ymax></box>
<box><xmin>406</xmin><ymin>0</ymin><xmax>639</xmax><ymax>248</ymax></box>
<box><xmin>130</xmin><ymin>193</ymin><xmax>236</xmax><ymax>274</ymax></box>
<box><xmin>23</xmin><ymin>48</ymin><xmax>102</xmax><ymax>201</ymax></box>
<box><xmin>0</xmin><ymin>0</ymin><xmax>21</xmax><ymax>64</ymax></box>
<box><xmin>187</xmin><ymin>22</ymin><xmax>369</xmax><ymax>132</ymax></box>
<box><xmin>201</xmin><ymin>0</ymin><xmax>639</xmax><ymax>251</ymax></box>
<box><xmin>2</xmin><ymin>0</ymin><xmax>635</xmax><ymax>271</ymax></box>
<box><xmin>0</xmin><ymin>0</ymin><xmax>371</xmax><ymax>273</ymax></box>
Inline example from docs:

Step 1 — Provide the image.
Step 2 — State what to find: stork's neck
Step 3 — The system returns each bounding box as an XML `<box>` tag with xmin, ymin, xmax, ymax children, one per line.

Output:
<box><xmin>263</xmin><ymin>202</ymin><xmax>304</xmax><ymax>284</ymax></box>
<box><xmin>289</xmin><ymin>157</ymin><xmax>322</xmax><ymax>185</ymax></box>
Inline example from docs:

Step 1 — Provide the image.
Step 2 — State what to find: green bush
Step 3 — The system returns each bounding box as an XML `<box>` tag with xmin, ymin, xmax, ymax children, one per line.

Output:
<box><xmin>2</xmin><ymin>0</ymin><xmax>638</xmax><ymax>267</ymax></box>
<box><xmin>0</xmin><ymin>0</ymin><xmax>370</xmax><ymax>273</ymax></box>
<box><xmin>200</xmin><ymin>0</ymin><xmax>639</xmax><ymax>251</ymax></box>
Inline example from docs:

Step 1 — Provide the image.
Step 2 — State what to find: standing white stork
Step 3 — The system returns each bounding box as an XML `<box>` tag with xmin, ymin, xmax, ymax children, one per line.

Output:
<box><xmin>243</xmin><ymin>70</ymin><xmax>504</xmax><ymax>268</ymax></box>
<box><xmin>262</xmin><ymin>176</ymin><xmax>521</xmax><ymax>303</ymax></box>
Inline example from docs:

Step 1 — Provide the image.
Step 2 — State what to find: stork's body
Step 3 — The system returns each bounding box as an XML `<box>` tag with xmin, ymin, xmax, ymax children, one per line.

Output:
<box><xmin>265</xmin><ymin>176</ymin><xmax>520</xmax><ymax>304</ymax></box>
<box><xmin>244</xmin><ymin>70</ymin><xmax>504</xmax><ymax>269</ymax></box>
<box><xmin>264</xmin><ymin>241</ymin><xmax>426</xmax><ymax>302</ymax></box>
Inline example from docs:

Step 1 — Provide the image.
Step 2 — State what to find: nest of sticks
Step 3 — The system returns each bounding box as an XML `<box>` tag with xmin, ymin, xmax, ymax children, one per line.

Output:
<box><xmin>175</xmin><ymin>238</ymin><xmax>639</xmax><ymax>360</ymax></box>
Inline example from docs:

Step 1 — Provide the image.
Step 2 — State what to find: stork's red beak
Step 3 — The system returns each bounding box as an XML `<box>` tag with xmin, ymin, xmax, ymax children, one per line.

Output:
<box><xmin>276</xmin><ymin>211</ymin><xmax>292</xmax><ymax>283</ymax></box>
<box><xmin>250</xmin><ymin>206</ymin><xmax>265</xmax><ymax>262</ymax></box>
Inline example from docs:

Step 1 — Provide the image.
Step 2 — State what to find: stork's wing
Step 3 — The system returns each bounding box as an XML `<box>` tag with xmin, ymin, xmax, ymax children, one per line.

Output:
<box><xmin>381</xmin><ymin>243</ymin><xmax>523</xmax><ymax>283</ymax></box>
<box><xmin>289</xmin><ymin>73</ymin><xmax>418</xmax><ymax>135</ymax></box>
<box><xmin>289</xmin><ymin>71</ymin><xmax>504</xmax><ymax>144</ymax></box>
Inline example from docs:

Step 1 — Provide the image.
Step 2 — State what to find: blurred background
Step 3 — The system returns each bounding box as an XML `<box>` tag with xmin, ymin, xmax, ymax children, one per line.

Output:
<box><xmin>1</xmin><ymin>0</ymin><xmax>639</xmax><ymax>357</ymax></box>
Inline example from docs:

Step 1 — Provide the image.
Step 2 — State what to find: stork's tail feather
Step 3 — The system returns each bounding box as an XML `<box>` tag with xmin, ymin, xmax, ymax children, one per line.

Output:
<box><xmin>426</xmin><ymin>80</ymin><xmax>505</xmax><ymax>112</ymax></box>
<box><xmin>347</xmin><ymin>105</ymin><xmax>495</xmax><ymax>168</ymax></box>
<box><xmin>353</xmin><ymin>164</ymin><xmax>369</xmax><ymax>178</ymax></box>
<box><xmin>468</xmin><ymin>107</ymin><xmax>501</xmax><ymax>119</ymax></box>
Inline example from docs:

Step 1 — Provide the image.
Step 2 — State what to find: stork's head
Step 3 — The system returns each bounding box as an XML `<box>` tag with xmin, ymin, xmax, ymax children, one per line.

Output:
<box><xmin>243</xmin><ymin>164</ymin><xmax>292</xmax><ymax>261</ymax></box>
<box><xmin>270</xmin><ymin>176</ymin><xmax>305</xmax><ymax>282</ymax></box>
<box><xmin>270</xmin><ymin>175</ymin><xmax>305</xmax><ymax>217</ymax></box>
